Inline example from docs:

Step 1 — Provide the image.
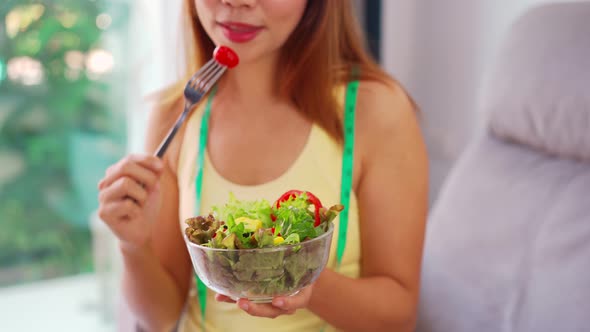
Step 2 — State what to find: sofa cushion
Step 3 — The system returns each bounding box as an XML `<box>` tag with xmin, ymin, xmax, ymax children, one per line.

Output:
<box><xmin>417</xmin><ymin>135</ymin><xmax>590</xmax><ymax>332</ymax></box>
<box><xmin>484</xmin><ymin>3</ymin><xmax>590</xmax><ymax>161</ymax></box>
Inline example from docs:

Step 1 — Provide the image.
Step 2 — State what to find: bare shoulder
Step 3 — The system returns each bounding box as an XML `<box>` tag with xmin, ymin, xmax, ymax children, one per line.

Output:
<box><xmin>355</xmin><ymin>79</ymin><xmax>424</xmax><ymax>159</ymax></box>
<box><xmin>356</xmin><ymin>80</ymin><xmax>416</xmax><ymax>128</ymax></box>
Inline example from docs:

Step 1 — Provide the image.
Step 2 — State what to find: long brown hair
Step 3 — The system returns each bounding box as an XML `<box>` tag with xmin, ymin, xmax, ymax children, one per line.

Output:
<box><xmin>160</xmin><ymin>0</ymin><xmax>394</xmax><ymax>142</ymax></box>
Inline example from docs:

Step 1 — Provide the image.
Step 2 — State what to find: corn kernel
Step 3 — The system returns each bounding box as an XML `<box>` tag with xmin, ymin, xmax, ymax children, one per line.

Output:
<box><xmin>235</xmin><ymin>217</ymin><xmax>263</xmax><ymax>232</ymax></box>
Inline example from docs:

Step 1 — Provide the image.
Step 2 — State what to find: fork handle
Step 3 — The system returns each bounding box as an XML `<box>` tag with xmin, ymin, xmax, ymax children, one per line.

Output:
<box><xmin>154</xmin><ymin>102</ymin><xmax>194</xmax><ymax>158</ymax></box>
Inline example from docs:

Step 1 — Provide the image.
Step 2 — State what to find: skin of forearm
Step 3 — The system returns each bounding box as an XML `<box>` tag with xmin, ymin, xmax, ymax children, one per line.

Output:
<box><xmin>308</xmin><ymin>269</ymin><xmax>417</xmax><ymax>332</ymax></box>
<box><xmin>120</xmin><ymin>244</ymin><xmax>186</xmax><ymax>332</ymax></box>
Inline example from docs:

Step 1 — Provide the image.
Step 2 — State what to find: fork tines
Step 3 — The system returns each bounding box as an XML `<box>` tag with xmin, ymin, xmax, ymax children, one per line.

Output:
<box><xmin>189</xmin><ymin>59</ymin><xmax>227</xmax><ymax>94</ymax></box>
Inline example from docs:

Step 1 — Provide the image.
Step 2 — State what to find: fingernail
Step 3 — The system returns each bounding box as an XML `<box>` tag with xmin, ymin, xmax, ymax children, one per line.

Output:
<box><xmin>239</xmin><ymin>302</ymin><xmax>249</xmax><ymax>311</ymax></box>
<box><xmin>274</xmin><ymin>299</ymin><xmax>285</xmax><ymax>308</ymax></box>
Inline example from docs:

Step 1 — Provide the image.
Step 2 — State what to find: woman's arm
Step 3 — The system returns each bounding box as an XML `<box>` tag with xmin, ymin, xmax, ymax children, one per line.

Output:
<box><xmin>119</xmin><ymin>165</ymin><xmax>192</xmax><ymax>331</ymax></box>
<box><xmin>102</xmin><ymin>98</ymin><xmax>193</xmax><ymax>332</ymax></box>
<box><xmin>311</xmin><ymin>81</ymin><xmax>428</xmax><ymax>331</ymax></box>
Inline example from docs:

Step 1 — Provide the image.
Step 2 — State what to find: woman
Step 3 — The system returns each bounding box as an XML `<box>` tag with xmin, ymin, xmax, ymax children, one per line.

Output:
<box><xmin>98</xmin><ymin>0</ymin><xmax>428</xmax><ymax>331</ymax></box>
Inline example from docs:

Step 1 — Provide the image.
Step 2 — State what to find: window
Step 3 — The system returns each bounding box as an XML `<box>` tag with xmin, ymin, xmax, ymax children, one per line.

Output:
<box><xmin>0</xmin><ymin>1</ymin><xmax>129</xmax><ymax>330</ymax></box>
<box><xmin>0</xmin><ymin>0</ymin><xmax>129</xmax><ymax>286</ymax></box>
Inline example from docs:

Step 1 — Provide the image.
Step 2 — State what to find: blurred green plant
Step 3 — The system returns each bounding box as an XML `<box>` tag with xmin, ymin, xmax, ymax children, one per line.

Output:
<box><xmin>0</xmin><ymin>0</ymin><xmax>128</xmax><ymax>286</ymax></box>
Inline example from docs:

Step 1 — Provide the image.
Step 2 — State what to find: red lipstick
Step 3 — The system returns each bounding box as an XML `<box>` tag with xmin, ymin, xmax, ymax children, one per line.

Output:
<box><xmin>219</xmin><ymin>22</ymin><xmax>263</xmax><ymax>43</ymax></box>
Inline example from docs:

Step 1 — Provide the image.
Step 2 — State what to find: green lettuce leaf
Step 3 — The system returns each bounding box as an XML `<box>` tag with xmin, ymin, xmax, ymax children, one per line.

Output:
<box><xmin>212</xmin><ymin>192</ymin><xmax>274</xmax><ymax>228</ymax></box>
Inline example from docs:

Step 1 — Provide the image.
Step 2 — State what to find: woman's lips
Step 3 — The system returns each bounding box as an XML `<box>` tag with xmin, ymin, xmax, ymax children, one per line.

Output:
<box><xmin>219</xmin><ymin>22</ymin><xmax>263</xmax><ymax>43</ymax></box>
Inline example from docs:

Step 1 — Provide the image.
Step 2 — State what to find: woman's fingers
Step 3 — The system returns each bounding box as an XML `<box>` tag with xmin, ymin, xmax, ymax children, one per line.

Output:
<box><xmin>98</xmin><ymin>199</ymin><xmax>141</xmax><ymax>222</ymax></box>
<box><xmin>215</xmin><ymin>294</ymin><xmax>236</xmax><ymax>303</ymax></box>
<box><xmin>216</xmin><ymin>294</ymin><xmax>295</xmax><ymax>318</ymax></box>
<box><xmin>235</xmin><ymin>286</ymin><xmax>312</xmax><ymax>318</ymax></box>
<box><xmin>99</xmin><ymin>155</ymin><xmax>163</xmax><ymax>190</ymax></box>
<box><xmin>96</xmin><ymin>154</ymin><xmax>164</xmax><ymax>248</ymax></box>
<box><xmin>97</xmin><ymin>199</ymin><xmax>151</xmax><ymax>246</ymax></box>
<box><xmin>271</xmin><ymin>286</ymin><xmax>313</xmax><ymax>311</ymax></box>
<box><xmin>237</xmin><ymin>299</ymin><xmax>295</xmax><ymax>318</ymax></box>
<box><xmin>99</xmin><ymin>177</ymin><xmax>149</xmax><ymax>207</ymax></box>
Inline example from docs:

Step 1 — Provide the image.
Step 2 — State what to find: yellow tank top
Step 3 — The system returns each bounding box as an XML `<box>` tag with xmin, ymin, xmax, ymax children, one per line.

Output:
<box><xmin>176</xmin><ymin>88</ymin><xmax>361</xmax><ymax>332</ymax></box>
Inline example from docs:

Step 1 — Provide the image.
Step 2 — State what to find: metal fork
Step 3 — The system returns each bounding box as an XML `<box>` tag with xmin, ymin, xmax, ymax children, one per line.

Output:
<box><xmin>154</xmin><ymin>58</ymin><xmax>227</xmax><ymax>158</ymax></box>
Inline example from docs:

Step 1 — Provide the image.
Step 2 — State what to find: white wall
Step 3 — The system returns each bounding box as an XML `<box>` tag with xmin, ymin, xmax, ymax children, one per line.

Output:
<box><xmin>381</xmin><ymin>0</ymin><xmax>587</xmax><ymax>204</ymax></box>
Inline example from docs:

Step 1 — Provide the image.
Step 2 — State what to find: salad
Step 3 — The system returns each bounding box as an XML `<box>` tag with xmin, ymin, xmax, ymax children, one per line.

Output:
<box><xmin>184</xmin><ymin>190</ymin><xmax>343</xmax><ymax>299</ymax></box>
<box><xmin>185</xmin><ymin>190</ymin><xmax>343</xmax><ymax>248</ymax></box>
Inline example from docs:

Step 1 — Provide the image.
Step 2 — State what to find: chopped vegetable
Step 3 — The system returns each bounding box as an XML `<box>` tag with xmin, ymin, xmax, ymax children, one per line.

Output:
<box><xmin>272</xmin><ymin>190</ymin><xmax>324</xmax><ymax>226</ymax></box>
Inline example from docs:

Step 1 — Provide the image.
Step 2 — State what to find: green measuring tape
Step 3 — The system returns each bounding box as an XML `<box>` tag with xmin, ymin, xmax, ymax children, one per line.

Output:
<box><xmin>193</xmin><ymin>85</ymin><xmax>215</xmax><ymax>331</ymax></box>
<box><xmin>192</xmin><ymin>76</ymin><xmax>359</xmax><ymax>328</ymax></box>
<box><xmin>336</xmin><ymin>70</ymin><xmax>359</xmax><ymax>267</ymax></box>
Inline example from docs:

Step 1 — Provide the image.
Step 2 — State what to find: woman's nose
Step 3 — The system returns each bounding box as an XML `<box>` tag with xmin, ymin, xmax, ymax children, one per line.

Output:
<box><xmin>221</xmin><ymin>0</ymin><xmax>256</xmax><ymax>8</ymax></box>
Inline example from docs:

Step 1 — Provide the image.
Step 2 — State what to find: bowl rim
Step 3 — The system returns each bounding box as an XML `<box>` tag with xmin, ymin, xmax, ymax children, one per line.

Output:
<box><xmin>185</xmin><ymin>221</ymin><xmax>334</xmax><ymax>253</ymax></box>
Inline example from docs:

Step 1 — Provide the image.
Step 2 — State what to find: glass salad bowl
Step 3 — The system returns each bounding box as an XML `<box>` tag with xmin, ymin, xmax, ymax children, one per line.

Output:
<box><xmin>185</xmin><ymin>222</ymin><xmax>333</xmax><ymax>303</ymax></box>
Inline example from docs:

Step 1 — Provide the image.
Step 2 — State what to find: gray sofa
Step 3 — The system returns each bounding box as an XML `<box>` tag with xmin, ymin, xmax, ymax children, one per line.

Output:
<box><xmin>417</xmin><ymin>2</ymin><xmax>590</xmax><ymax>332</ymax></box>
